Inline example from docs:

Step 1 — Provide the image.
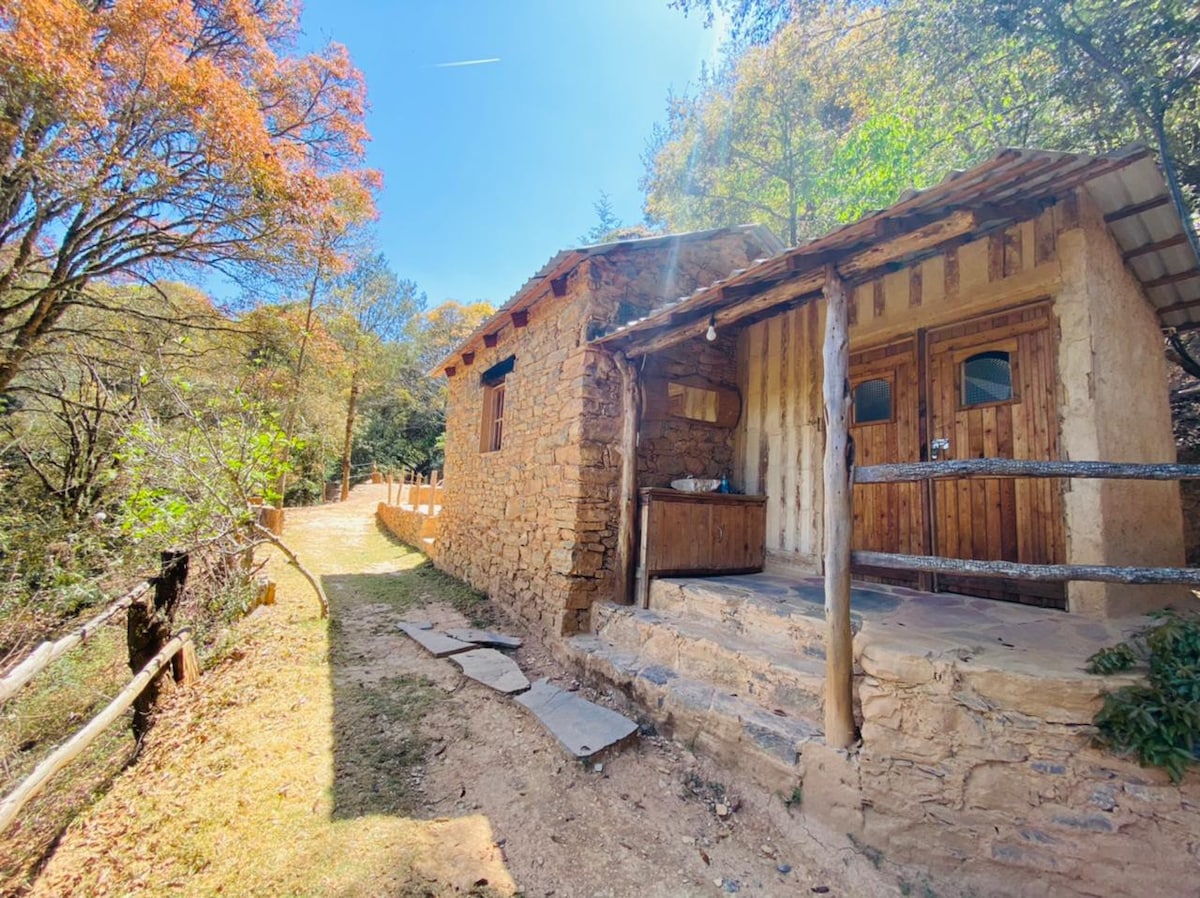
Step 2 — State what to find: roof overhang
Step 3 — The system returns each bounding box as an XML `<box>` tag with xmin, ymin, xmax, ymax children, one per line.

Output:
<box><xmin>429</xmin><ymin>224</ymin><xmax>784</xmax><ymax>377</ymax></box>
<box><xmin>595</xmin><ymin>146</ymin><xmax>1200</xmax><ymax>358</ymax></box>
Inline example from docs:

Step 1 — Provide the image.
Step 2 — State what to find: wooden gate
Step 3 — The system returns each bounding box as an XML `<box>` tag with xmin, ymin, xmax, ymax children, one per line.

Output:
<box><xmin>850</xmin><ymin>303</ymin><xmax>1066</xmax><ymax>608</ymax></box>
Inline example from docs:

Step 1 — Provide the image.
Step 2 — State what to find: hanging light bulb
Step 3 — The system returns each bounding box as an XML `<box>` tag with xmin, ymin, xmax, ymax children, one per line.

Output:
<box><xmin>705</xmin><ymin>316</ymin><xmax>717</xmax><ymax>342</ymax></box>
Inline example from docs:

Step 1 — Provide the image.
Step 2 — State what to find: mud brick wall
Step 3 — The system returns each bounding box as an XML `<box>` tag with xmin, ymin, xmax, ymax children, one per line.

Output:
<box><xmin>806</xmin><ymin>637</ymin><xmax>1200</xmax><ymax>897</ymax></box>
<box><xmin>437</xmin><ymin>231</ymin><xmax>771</xmax><ymax>639</ymax></box>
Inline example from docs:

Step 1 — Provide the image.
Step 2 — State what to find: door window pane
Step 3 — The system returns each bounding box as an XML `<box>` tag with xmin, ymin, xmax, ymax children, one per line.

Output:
<box><xmin>853</xmin><ymin>378</ymin><xmax>892</xmax><ymax>424</ymax></box>
<box><xmin>962</xmin><ymin>350</ymin><xmax>1013</xmax><ymax>406</ymax></box>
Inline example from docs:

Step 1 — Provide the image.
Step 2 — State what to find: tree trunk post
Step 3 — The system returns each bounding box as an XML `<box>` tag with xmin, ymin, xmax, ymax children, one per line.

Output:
<box><xmin>127</xmin><ymin>551</ymin><xmax>189</xmax><ymax>740</ymax></box>
<box><xmin>614</xmin><ymin>352</ymin><xmax>641</xmax><ymax>605</ymax></box>
<box><xmin>386</xmin><ymin>470</ymin><xmax>394</xmax><ymax>505</ymax></box>
<box><xmin>822</xmin><ymin>266</ymin><xmax>857</xmax><ymax>750</ymax></box>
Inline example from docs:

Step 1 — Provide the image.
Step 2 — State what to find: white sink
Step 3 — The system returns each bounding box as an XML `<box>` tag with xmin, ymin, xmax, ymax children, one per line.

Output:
<box><xmin>670</xmin><ymin>478</ymin><xmax>722</xmax><ymax>493</ymax></box>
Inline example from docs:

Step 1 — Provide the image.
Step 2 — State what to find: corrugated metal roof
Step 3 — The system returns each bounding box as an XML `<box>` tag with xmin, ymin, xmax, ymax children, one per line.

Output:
<box><xmin>429</xmin><ymin>224</ymin><xmax>784</xmax><ymax>376</ymax></box>
<box><xmin>596</xmin><ymin>146</ymin><xmax>1200</xmax><ymax>353</ymax></box>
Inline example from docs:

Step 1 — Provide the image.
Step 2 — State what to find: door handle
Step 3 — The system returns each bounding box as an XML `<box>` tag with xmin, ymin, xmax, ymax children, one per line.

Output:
<box><xmin>931</xmin><ymin>437</ymin><xmax>950</xmax><ymax>461</ymax></box>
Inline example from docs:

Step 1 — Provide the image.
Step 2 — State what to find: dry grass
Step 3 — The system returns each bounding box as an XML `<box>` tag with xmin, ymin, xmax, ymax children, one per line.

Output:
<box><xmin>19</xmin><ymin>485</ymin><xmax>516</xmax><ymax>897</ymax></box>
<box><xmin>0</xmin><ymin>624</ymin><xmax>137</xmax><ymax>893</ymax></box>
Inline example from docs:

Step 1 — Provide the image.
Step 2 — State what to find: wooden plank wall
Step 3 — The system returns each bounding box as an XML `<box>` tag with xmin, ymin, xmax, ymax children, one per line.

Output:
<box><xmin>736</xmin><ymin>204</ymin><xmax>1071</xmax><ymax>565</ymax></box>
<box><xmin>736</xmin><ymin>301</ymin><xmax>824</xmax><ymax>567</ymax></box>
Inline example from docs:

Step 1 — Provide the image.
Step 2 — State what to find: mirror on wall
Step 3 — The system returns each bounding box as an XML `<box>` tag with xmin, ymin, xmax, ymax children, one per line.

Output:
<box><xmin>667</xmin><ymin>382</ymin><xmax>719</xmax><ymax>423</ymax></box>
<box><xmin>643</xmin><ymin>376</ymin><xmax>741</xmax><ymax>427</ymax></box>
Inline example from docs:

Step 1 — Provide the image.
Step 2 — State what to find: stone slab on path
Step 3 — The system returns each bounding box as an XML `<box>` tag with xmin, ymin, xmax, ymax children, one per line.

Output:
<box><xmin>450</xmin><ymin>648</ymin><xmax>530</xmax><ymax>695</ymax></box>
<box><xmin>516</xmin><ymin>678</ymin><xmax>638</xmax><ymax>760</ymax></box>
<box><xmin>397</xmin><ymin>621</ymin><xmax>475</xmax><ymax>657</ymax></box>
<box><xmin>445</xmin><ymin>628</ymin><xmax>523</xmax><ymax>650</ymax></box>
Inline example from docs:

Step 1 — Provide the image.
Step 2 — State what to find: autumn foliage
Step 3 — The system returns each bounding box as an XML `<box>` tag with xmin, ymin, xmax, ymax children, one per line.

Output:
<box><xmin>0</xmin><ymin>0</ymin><xmax>379</xmax><ymax>390</ymax></box>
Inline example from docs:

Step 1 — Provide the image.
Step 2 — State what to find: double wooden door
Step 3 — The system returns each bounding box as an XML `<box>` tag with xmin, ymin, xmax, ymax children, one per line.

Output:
<box><xmin>849</xmin><ymin>304</ymin><xmax>1065</xmax><ymax>608</ymax></box>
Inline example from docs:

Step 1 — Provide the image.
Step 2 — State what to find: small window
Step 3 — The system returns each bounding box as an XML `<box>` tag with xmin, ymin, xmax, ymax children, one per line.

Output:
<box><xmin>481</xmin><ymin>381</ymin><xmax>505</xmax><ymax>452</ymax></box>
<box><xmin>480</xmin><ymin>355</ymin><xmax>514</xmax><ymax>453</ymax></box>
<box><xmin>962</xmin><ymin>350</ymin><xmax>1013</xmax><ymax>406</ymax></box>
<box><xmin>853</xmin><ymin>378</ymin><xmax>892</xmax><ymax>425</ymax></box>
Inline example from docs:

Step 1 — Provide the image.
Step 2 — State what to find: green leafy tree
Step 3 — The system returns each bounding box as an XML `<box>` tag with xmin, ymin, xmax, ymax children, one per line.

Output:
<box><xmin>643</xmin><ymin>8</ymin><xmax>958</xmax><ymax>243</ymax></box>
<box><xmin>327</xmin><ymin>250</ymin><xmax>425</xmax><ymax>499</ymax></box>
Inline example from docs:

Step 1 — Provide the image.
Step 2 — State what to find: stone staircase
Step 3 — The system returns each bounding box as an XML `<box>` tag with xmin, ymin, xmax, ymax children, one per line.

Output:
<box><xmin>566</xmin><ymin>576</ymin><xmax>863</xmax><ymax>794</ymax></box>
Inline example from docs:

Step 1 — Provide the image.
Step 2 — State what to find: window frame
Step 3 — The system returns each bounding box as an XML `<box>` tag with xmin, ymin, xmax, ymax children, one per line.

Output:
<box><xmin>481</xmin><ymin>380</ymin><xmax>505</xmax><ymax>452</ymax></box>
<box><xmin>479</xmin><ymin>355</ymin><xmax>515</xmax><ymax>453</ymax></box>
<box><xmin>956</xmin><ymin>341</ymin><xmax>1020</xmax><ymax>410</ymax></box>
<box><xmin>851</xmin><ymin>373</ymin><xmax>896</xmax><ymax>426</ymax></box>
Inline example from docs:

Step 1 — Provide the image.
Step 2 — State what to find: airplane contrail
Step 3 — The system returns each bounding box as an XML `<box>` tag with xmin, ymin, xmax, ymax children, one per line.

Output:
<box><xmin>434</xmin><ymin>57</ymin><xmax>501</xmax><ymax>68</ymax></box>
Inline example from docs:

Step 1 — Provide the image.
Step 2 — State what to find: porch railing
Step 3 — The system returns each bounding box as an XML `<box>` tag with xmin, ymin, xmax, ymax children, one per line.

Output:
<box><xmin>851</xmin><ymin>457</ymin><xmax>1200</xmax><ymax>585</ymax></box>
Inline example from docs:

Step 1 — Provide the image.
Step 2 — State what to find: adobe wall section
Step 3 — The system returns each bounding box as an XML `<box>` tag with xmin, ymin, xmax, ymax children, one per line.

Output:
<box><xmin>1055</xmin><ymin>191</ymin><xmax>1187</xmax><ymax>617</ymax></box>
<box><xmin>437</xmin><ymin>231</ymin><xmax>770</xmax><ymax>638</ymax></box>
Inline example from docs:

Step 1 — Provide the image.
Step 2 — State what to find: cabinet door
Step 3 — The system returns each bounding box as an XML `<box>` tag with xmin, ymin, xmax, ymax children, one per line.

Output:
<box><xmin>709</xmin><ymin>502</ymin><xmax>765</xmax><ymax>570</ymax></box>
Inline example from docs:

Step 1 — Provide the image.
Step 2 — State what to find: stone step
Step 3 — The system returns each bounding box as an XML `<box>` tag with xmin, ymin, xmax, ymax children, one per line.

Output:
<box><xmin>593</xmin><ymin>605</ymin><xmax>825</xmax><ymax>718</ymax></box>
<box><xmin>565</xmin><ymin>635</ymin><xmax>823</xmax><ymax>795</ymax></box>
<box><xmin>646</xmin><ymin>576</ymin><xmax>872</xmax><ymax>661</ymax></box>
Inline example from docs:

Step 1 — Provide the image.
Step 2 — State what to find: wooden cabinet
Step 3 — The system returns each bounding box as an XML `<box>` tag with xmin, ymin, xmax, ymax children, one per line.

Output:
<box><xmin>636</xmin><ymin>488</ymin><xmax>767</xmax><ymax>605</ymax></box>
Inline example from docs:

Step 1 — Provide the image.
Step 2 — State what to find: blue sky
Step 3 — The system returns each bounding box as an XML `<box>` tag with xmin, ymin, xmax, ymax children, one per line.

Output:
<box><xmin>296</xmin><ymin>1</ymin><xmax>723</xmax><ymax>310</ymax></box>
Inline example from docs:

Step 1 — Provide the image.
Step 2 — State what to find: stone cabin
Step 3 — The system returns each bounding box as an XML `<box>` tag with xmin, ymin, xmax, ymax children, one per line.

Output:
<box><xmin>435</xmin><ymin>147</ymin><xmax>1197</xmax><ymax>635</ymax></box>
<box><xmin>432</xmin><ymin>225</ymin><xmax>785</xmax><ymax>638</ymax></box>
<box><xmin>425</xmin><ymin>148</ymin><xmax>1200</xmax><ymax>896</ymax></box>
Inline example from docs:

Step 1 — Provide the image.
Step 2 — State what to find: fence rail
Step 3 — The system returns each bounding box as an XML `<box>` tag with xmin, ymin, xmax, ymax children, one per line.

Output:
<box><xmin>854</xmin><ymin>458</ymin><xmax>1200</xmax><ymax>483</ymax></box>
<box><xmin>852</xmin><ymin>458</ymin><xmax>1200</xmax><ymax>584</ymax></box>
<box><xmin>0</xmin><ymin>631</ymin><xmax>195</xmax><ymax>831</ymax></box>
<box><xmin>0</xmin><ymin>582</ymin><xmax>150</xmax><ymax>705</ymax></box>
<box><xmin>0</xmin><ymin>552</ymin><xmax>199</xmax><ymax>834</ymax></box>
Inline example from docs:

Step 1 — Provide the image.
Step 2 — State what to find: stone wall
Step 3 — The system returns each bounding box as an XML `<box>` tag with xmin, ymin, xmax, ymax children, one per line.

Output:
<box><xmin>436</xmin><ymin>230</ymin><xmax>774</xmax><ymax>638</ymax></box>
<box><xmin>637</xmin><ymin>336</ymin><xmax>740</xmax><ymax>487</ymax></box>
<box><xmin>376</xmin><ymin>502</ymin><xmax>439</xmax><ymax>553</ymax></box>
<box><xmin>801</xmin><ymin>635</ymin><xmax>1200</xmax><ymax>897</ymax></box>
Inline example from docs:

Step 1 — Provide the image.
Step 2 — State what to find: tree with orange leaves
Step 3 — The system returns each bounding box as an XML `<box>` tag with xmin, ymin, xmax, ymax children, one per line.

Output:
<box><xmin>0</xmin><ymin>0</ymin><xmax>378</xmax><ymax>392</ymax></box>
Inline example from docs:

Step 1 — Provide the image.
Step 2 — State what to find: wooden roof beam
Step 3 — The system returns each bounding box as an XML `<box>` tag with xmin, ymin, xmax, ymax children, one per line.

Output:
<box><xmin>1124</xmin><ymin>233</ymin><xmax>1189</xmax><ymax>261</ymax></box>
<box><xmin>1145</xmin><ymin>268</ymin><xmax>1200</xmax><ymax>290</ymax></box>
<box><xmin>1104</xmin><ymin>194</ymin><xmax>1170</xmax><ymax>223</ymax></box>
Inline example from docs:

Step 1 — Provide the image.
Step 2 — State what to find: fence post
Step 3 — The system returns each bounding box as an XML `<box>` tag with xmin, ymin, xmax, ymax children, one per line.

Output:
<box><xmin>127</xmin><ymin>551</ymin><xmax>189</xmax><ymax>740</ymax></box>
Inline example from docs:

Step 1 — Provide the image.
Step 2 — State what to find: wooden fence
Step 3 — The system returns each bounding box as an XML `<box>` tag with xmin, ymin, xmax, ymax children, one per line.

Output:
<box><xmin>0</xmin><ymin>553</ymin><xmax>200</xmax><ymax>832</ymax></box>
<box><xmin>384</xmin><ymin>469</ymin><xmax>443</xmax><ymax>515</ymax></box>
<box><xmin>850</xmin><ymin>457</ymin><xmax>1200</xmax><ymax>585</ymax></box>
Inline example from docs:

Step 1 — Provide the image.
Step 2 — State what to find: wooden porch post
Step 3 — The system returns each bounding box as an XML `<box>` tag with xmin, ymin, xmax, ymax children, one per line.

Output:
<box><xmin>822</xmin><ymin>265</ymin><xmax>857</xmax><ymax>749</ymax></box>
<box><xmin>615</xmin><ymin>351</ymin><xmax>641</xmax><ymax>605</ymax></box>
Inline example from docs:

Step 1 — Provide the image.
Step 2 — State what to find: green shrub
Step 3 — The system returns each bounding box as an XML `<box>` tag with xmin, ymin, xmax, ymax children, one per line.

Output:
<box><xmin>1086</xmin><ymin>610</ymin><xmax>1200</xmax><ymax>782</ymax></box>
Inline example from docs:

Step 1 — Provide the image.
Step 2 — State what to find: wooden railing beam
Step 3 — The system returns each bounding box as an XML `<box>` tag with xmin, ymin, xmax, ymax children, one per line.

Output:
<box><xmin>852</xmin><ymin>551</ymin><xmax>1200</xmax><ymax>584</ymax></box>
<box><xmin>854</xmin><ymin>459</ymin><xmax>1200</xmax><ymax>483</ymax></box>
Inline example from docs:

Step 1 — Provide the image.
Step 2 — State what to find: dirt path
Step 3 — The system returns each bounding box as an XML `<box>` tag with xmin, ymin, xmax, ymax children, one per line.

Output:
<box><xmin>27</xmin><ymin>485</ymin><xmax>893</xmax><ymax>897</ymax></box>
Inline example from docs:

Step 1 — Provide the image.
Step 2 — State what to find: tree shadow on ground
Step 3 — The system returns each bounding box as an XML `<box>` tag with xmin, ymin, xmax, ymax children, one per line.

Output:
<box><xmin>322</xmin><ymin>543</ymin><xmax>489</xmax><ymax>820</ymax></box>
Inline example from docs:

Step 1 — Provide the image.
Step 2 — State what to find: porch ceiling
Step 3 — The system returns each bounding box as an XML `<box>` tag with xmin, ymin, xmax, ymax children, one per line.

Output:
<box><xmin>595</xmin><ymin>145</ymin><xmax>1200</xmax><ymax>357</ymax></box>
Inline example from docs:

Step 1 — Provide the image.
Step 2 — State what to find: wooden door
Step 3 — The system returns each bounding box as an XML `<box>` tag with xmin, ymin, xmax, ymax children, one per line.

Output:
<box><xmin>849</xmin><ymin>340</ymin><xmax>926</xmax><ymax>586</ymax></box>
<box><xmin>925</xmin><ymin>304</ymin><xmax>1065</xmax><ymax>607</ymax></box>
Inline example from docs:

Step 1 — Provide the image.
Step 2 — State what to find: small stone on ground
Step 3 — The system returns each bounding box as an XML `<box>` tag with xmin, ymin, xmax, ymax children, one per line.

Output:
<box><xmin>397</xmin><ymin>621</ymin><xmax>475</xmax><ymax>657</ymax></box>
<box><xmin>450</xmin><ymin>648</ymin><xmax>530</xmax><ymax>694</ymax></box>
<box><xmin>515</xmin><ymin>678</ymin><xmax>638</xmax><ymax>759</ymax></box>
